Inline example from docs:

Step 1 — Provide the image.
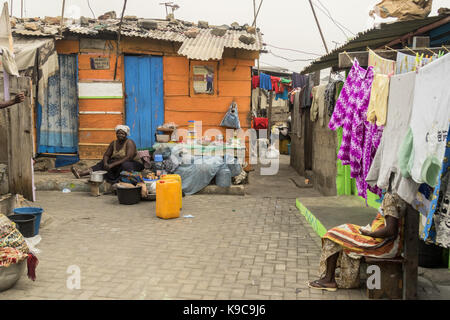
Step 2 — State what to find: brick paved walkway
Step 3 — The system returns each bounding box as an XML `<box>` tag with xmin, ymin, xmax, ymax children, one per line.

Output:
<box><xmin>0</xmin><ymin>157</ymin><xmax>366</xmax><ymax>300</ymax></box>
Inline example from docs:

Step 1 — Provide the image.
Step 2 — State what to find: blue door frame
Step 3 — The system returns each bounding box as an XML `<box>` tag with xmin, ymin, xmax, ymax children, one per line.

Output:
<box><xmin>124</xmin><ymin>55</ymin><xmax>164</xmax><ymax>149</ymax></box>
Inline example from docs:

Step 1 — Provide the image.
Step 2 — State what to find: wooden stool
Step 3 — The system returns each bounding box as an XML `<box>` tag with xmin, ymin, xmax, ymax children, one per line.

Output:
<box><xmin>88</xmin><ymin>181</ymin><xmax>102</xmax><ymax>197</ymax></box>
<box><xmin>364</xmin><ymin>257</ymin><xmax>403</xmax><ymax>299</ymax></box>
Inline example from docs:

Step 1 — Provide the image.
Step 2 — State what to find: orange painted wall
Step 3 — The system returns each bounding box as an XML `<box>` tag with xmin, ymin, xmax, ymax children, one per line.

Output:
<box><xmin>163</xmin><ymin>56</ymin><xmax>253</xmax><ymax>141</ymax></box>
<box><xmin>54</xmin><ymin>39</ymin><xmax>255</xmax><ymax>160</ymax></box>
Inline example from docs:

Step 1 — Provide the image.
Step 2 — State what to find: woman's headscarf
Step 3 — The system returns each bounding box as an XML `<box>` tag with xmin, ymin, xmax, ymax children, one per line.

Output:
<box><xmin>115</xmin><ymin>125</ymin><xmax>130</xmax><ymax>136</ymax></box>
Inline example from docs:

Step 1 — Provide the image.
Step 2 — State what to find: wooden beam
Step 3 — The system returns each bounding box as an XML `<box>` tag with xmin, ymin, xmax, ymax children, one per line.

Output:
<box><xmin>338</xmin><ymin>47</ymin><xmax>445</xmax><ymax>69</ymax></box>
<box><xmin>2</xmin><ymin>77</ymin><xmax>35</xmax><ymax>201</ymax></box>
<box><xmin>381</xmin><ymin>15</ymin><xmax>450</xmax><ymax>49</ymax></box>
<box><xmin>403</xmin><ymin>204</ymin><xmax>419</xmax><ymax>300</ymax></box>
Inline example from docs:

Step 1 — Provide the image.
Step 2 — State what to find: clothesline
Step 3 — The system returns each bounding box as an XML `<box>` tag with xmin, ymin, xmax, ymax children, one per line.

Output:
<box><xmin>306</xmin><ymin>48</ymin><xmax>450</xmax><ymax>247</ymax></box>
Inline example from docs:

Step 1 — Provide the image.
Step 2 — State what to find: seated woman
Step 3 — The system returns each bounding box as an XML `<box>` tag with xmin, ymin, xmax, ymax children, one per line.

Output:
<box><xmin>71</xmin><ymin>125</ymin><xmax>144</xmax><ymax>183</ymax></box>
<box><xmin>308</xmin><ymin>192</ymin><xmax>406</xmax><ymax>291</ymax></box>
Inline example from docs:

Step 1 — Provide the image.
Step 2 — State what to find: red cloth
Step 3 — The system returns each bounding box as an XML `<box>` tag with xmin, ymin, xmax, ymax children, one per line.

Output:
<box><xmin>270</xmin><ymin>76</ymin><xmax>281</xmax><ymax>93</ymax></box>
<box><xmin>27</xmin><ymin>253</ymin><xmax>39</xmax><ymax>281</ymax></box>
<box><xmin>253</xmin><ymin>117</ymin><xmax>268</xmax><ymax>129</ymax></box>
<box><xmin>252</xmin><ymin>75</ymin><xmax>260</xmax><ymax>89</ymax></box>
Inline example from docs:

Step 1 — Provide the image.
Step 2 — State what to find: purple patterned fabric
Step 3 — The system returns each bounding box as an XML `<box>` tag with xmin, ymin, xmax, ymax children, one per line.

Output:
<box><xmin>328</xmin><ymin>59</ymin><xmax>383</xmax><ymax>200</ymax></box>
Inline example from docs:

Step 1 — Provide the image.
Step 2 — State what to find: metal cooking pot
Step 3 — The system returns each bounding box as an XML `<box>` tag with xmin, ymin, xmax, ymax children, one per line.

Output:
<box><xmin>90</xmin><ymin>170</ymin><xmax>107</xmax><ymax>182</ymax></box>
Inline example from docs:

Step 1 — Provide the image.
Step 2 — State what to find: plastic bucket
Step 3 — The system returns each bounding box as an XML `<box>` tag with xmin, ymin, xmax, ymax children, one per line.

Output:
<box><xmin>216</xmin><ymin>166</ymin><xmax>231</xmax><ymax>187</ymax></box>
<box><xmin>8</xmin><ymin>214</ymin><xmax>36</xmax><ymax>238</ymax></box>
<box><xmin>117</xmin><ymin>186</ymin><xmax>142</xmax><ymax>205</ymax></box>
<box><xmin>13</xmin><ymin>207</ymin><xmax>43</xmax><ymax>236</ymax></box>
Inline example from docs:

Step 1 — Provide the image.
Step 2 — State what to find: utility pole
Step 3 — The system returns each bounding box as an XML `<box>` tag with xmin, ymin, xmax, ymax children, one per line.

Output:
<box><xmin>308</xmin><ymin>0</ymin><xmax>329</xmax><ymax>54</ymax></box>
<box><xmin>59</xmin><ymin>0</ymin><xmax>65</xmax><ymax>37</ymax></box>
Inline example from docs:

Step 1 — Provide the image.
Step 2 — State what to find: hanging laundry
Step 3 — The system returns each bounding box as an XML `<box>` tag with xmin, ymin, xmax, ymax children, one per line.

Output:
<box><xmin>366</xmin><ymin>74</ymin><xmax>390</xmax><ymax>126</ymax></box>
<box><xmin>325</xmin><ymin>80</ymin><xmax>343</xmax><ymax>117</ymax></box>
<box><xmin>252</xmin><ymin>75</ymin><xmax>260</xmax><ymax>89</ymax></box>
<box><xmin>292</xmin><ymin>72</ymin><xmax>309</xmax><ymax>88</ymax></box>
<box><xmin>270</xmin><ymin>76</ymin><xmax>282</xmax><ymax>93</ymax></box>
<box><xmin>395</xmin><ymin>52</ymin><xmax>435</xmax><ymax>74</ymax></box>
<box><xmin>368</xmin><ymin>49</ymin><xmax>396</xmax><ymax>75</ymax></box>
<box><xmin>301</xmin><ymin>76</ymin><xmax>313</xmax><ymax>108</ymax></box>
<box><xmin>366</xmin><ymin>71</ymin><xmax>419</xmax><ymax>204</ymax></box>
<box><xmin>259</xmin><ymin>72</ymin><xmax>272</xmax><ymax>91</ymax></box>
<box><xmin>275</xmin><ymin>87</ymin><xmax>289</xmax><ymax>100</ymax></box>
<box><xmin>422</xmin><ymin>129</ymin><xmax>450</xmax><ymax>246</ymax></box>
<box><xmin>329</xmin><ymin>59</ymin><xmax>382</xmax><ymax>200</ymax></box>
<box><xmin>330</xmin><ymin>81</ymin><xmax>344</xmax><ymax>117</ymax></box>
<box><xmin>398</xmin><ymin>53</ymin><xmax>450</xmax><ymax>187</ymax></box>
<box><xmin>310</xmin><ymin>84</ymin><xmax>327</xmax><ymax>126</ymax></box>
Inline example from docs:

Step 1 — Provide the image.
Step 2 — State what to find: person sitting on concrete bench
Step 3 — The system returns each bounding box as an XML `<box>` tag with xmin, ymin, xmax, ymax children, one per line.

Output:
<box><xmin>71</xmin><ymin>125</ymin><xmax>144</xmax><ymax>183</ymax></box>
<box><xmin>308</xmin><ymin>192</ymin><xmax>406</xmax><ymax>291</ymax></box>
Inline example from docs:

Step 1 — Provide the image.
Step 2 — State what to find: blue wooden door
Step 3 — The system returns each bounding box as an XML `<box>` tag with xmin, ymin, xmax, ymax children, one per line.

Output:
<box><xmin>124</xmin><ymin>56</ymin><xmax>164</xmax><ymax>149</ymax></box>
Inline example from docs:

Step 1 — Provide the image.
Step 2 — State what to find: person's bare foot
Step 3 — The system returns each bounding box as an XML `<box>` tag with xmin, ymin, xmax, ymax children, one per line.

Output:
<box><xmin>308</xmin><ymin>279</ymin><xmax>337</xmax><ymax>291</ymax></box>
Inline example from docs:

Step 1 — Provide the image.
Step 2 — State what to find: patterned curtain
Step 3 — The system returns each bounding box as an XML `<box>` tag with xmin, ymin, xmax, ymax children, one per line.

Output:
<box><xmin>38</xmin><ymin>54</ymin><xmax>78</xmax><ymax>153</ymax></box>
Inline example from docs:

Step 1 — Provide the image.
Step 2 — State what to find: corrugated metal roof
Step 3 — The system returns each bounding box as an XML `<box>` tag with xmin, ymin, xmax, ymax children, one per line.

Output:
<box><xmin>301</xmin><ymin>14</ymin><xmax>449</xmax><ymax>74</ymax></box>
<box><xmin>11</xmin><ymin>16</ymin><xmax>262</xmax><ymax>60</ymax></box>
<box><xmin>178</xmin><ymin>29</ymin><xmax>262</xmax><ymax>60</ymax></box>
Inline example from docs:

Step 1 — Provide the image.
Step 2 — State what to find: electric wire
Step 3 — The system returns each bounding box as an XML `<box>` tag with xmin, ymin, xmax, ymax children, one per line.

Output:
<box><xmin>264</xmin><ymin>44</ymin><xmax>322</xmax><ymax>56</ymax></box>
<box><xmin>268</xmin><ymin>50</ymin><xmax>318</xmax><ymax>62</ymax></box>
<box><xmin>87</xmin><ymin>0</ymin><xmax>95</xmax><ymax>19</ymax></box>
<box><xmin>315</xmin><ymin>0</ymin><xmax>355</xmax><ymax>36</ymax></box>
<box><xmin>312</xmin><ymin>0</ymin><xmax>355</xmax><ymax>38</ymax></box>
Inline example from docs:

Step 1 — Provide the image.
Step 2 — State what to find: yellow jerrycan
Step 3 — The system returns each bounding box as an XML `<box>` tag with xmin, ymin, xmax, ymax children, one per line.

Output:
<box><xmin>156</xmin><ymin>180</ymin><xmax>180</xmax><ymax>219</ymax></box>
<box><xmin>160</xmin><ymin>174</ymin><xmax>182</xmax><ymax>209</ymax></box>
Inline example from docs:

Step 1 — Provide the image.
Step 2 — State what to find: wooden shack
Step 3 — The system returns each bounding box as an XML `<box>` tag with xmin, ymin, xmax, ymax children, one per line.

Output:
<box><xmin>11</xmin><ymin>17</ymin><xmax>262</xmax><ymax>160</ymax></box>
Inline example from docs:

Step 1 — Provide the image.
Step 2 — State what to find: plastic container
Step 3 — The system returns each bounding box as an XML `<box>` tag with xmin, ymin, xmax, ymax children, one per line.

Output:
<box><xmin>160</xmin><ymin>174</ymin><xmax>182</xmax><ymax>209</ymax></box>
<box><xmin>8</xmin><ymin>214</ymin><xmax>36</xmax><ymax>238</ymax></box>
<box><xmin>216</xmin><ymin>165</ymin><xmax>231</xmax><ymax>187</ymax></box>
<box><xmin>156</xmin><ymin>180</ymin><xmax>180</xmax><ymax>219</ymax></box>
<box><xmin>117</xmin><ymin>185</ymin><xmax>142</xmax><ymax>205</ymax></box>
<box><xmin>13</xmin><ymin>207</ymin><xmax>43</xmax><ymax>236</ymax></box>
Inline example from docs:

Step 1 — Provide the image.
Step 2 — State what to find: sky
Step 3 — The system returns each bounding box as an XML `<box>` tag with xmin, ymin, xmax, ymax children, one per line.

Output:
<box><xmin>7</xmin><ymin>0</ymin><xmax>450</xmax><ymax>72</ymax></box>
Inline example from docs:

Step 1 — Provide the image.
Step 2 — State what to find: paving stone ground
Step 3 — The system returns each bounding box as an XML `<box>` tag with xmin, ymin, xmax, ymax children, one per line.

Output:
<box><xmin>0</xmin><ymin>156</ymin><xmax>367</xmax><ymax>300</ymax></box>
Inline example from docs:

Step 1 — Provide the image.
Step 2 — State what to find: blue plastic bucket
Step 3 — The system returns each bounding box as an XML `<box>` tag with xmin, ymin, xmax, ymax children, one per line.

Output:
<box><xmin>13</xmin><ymin>207</ymin><xmax>43</xmax><ymax>236</ymax></box>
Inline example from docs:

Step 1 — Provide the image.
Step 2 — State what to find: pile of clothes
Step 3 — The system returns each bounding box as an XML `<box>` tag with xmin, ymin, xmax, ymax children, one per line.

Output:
<box><xmin>0</xmin><ymin>214</ymin><xmax>38</xmax><ymax>284</ymax></box>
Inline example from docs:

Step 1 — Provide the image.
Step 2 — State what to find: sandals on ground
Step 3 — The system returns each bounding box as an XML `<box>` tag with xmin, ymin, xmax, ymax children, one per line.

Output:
<box><xmin>71</xmin><ymin>166</ymin><xmax>81</xmax><ymax>179</ymax></box>
<box><xmin>307</xmin><ymin>280</ymin><xmax>337</xmax><ymax>292</ymax></box>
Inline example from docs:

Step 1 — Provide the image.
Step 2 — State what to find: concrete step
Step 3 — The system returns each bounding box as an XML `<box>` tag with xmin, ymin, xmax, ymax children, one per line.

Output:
<box><xmin>34</xmin><ymin>172</ymin><xmax>246</xmax><ymax>195</ymax></box>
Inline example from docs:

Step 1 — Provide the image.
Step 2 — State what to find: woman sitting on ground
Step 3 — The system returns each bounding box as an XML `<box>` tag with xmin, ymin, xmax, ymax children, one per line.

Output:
<box><xmin>71</xmin><ymin>125</ymin><xmax>144</xmax><ymax>183</ymax></box>
<box><xmin>308</xmin><ymin>191</ymin><xmax>406</xmax><ymax>291</ymax></box>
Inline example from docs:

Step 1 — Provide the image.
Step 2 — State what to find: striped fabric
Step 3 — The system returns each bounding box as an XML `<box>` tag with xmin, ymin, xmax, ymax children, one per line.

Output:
<box><xmin>323</xmin><ymin>213</ymin><xmax>403</xmax><ymax>259</ymax></box>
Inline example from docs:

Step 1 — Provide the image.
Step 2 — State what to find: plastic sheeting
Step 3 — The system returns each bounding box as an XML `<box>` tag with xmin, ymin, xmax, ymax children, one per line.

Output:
<box><xmin>174</xmin><ymin>155</ymin><xmax>225</xmax><ymax>195</ymax></box>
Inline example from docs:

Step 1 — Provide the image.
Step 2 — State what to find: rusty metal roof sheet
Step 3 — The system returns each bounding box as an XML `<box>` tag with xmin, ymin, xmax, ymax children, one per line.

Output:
<box><xmin>11</xmin><ymin>16</ymin><xmax>262</xmax><ymax>60</ymax></box>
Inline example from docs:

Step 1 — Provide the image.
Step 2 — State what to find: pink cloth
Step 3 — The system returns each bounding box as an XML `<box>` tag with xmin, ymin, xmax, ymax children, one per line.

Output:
<box><xmin>328</xmin><ymin>59</ymin><xmax>383</xmax><ymax>200</ymax></box>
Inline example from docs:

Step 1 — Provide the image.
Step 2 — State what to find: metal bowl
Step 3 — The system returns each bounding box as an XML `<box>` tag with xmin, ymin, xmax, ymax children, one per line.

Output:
<box><xmin>90</xmin><ymin>170</ymin><xmax>107</xmax><ymax>183</ymax></box>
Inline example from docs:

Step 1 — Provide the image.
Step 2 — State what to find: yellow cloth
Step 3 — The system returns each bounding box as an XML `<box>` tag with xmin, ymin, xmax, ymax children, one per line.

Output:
<box><xmin>367</xmin><ymin>74</ymin><xmax>390</xmax><ymax>126</ymax></box>
<box><xmin>368</xmin><ymin>49</ymin><xmax>396</xmax><ymax>75</ymax></box>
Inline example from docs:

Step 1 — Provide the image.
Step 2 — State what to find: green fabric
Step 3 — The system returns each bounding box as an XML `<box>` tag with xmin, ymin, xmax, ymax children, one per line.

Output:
<box><xmin>280</xmin><ymin>78</ymin><xmax>292</xmax><ymax>84</ymax></box>
<box><xmin>421</xmin><ymin>156</ymin><xmax>442</xmax><ymax>187</ymax></box>
<box><xmin>398</xmin><ymin>127</ymin><xmax>414</xmax><ymax>178</ymax></box>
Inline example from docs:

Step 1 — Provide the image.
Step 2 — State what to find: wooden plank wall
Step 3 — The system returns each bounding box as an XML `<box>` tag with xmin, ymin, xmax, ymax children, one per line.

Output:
<box><xmin>0</xmin><ymin>77</ymin><xmax>34</xmax><ymax>200</ymax></box>
<box><xmin>163</xmin><ymin>56</ymin><xmax>253</xmax><ymax>156</ymax></box>
<box><xmin>54</xmin><ymin>38</ymin><xmax>256</xmax><ymax>160</ymax></box>
<box><xmin>56</xmin><ymin>39</ymin><xmax>125</xmax><ymax>159</ymax></box>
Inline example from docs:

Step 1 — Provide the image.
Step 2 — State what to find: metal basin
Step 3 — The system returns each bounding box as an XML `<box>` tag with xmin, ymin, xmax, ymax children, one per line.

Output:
<box><xmin>90</xmin><ymin>170</ymin><xmax>107</xmax><ymax>183</ymax></box>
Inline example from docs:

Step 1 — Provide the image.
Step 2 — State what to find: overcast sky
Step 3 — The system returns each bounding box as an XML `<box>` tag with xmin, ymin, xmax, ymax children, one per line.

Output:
<box><xmin>8</xmin><ymin>0</ymin><xmax>449</xmax><ymax>72</ymax></box>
